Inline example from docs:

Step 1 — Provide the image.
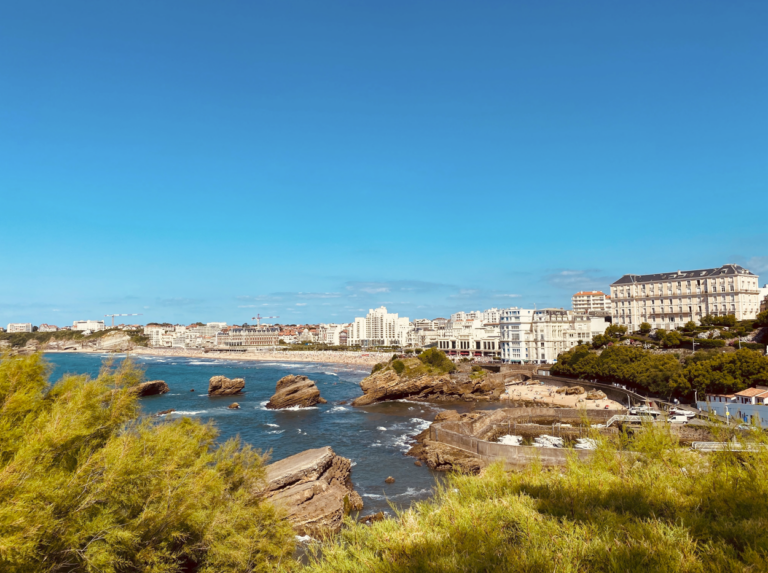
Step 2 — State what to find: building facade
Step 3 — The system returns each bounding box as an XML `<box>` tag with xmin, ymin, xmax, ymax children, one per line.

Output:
<box><xmin>347</xmin><ymin>307</ymin><xmax>411</xmax><ymax>347</ymax></box>
<box><xmin>216</xmin><ymin>327</ymin><xmax>280</xmax><ymax>347</ymax></box>
<box><xmin>73</xmin><ymin>320</ymin><xmax>106</xmax><ymax>332</ymax></box>
<box><xmin>435</xmin><ymin>318</ymin><xmax>500</xmax><ymax>358</ymax></box>
<box><xmin>38</xmin><ymin>324</ymin><xmax>59</xmax><ymax>332</ymax></box>
<box><xmin>572</xmin><ymin>291</ymin><xmax>612</xmax><ymax>313</ymax></box>
<box><xmin>610</xmin><ymin>264</ymin><xmax>761</xmax><ymax>331</ymax></box>
<box><xmin>499</xmin><ymin>308</ymin><xmax>608</xmax><ymax>364</ymax></box>
<box><xmin>6</xmin><ymin>323</ymin><xmax>32</xmax><ymax>333</ymax></box>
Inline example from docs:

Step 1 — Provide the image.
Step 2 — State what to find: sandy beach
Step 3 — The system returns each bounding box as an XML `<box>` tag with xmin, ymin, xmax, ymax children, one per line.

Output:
<box><xmin>63</xmin><ymin>346</ymin><xmax>394</xmax><ymax>367</ymax></box>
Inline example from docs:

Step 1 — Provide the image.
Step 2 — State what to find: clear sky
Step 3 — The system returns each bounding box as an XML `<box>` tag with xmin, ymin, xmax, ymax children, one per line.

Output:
<box><xmin>1</xmin><ymin>1</ymin><xmax>766</xmax><ymax>326</ymax></box>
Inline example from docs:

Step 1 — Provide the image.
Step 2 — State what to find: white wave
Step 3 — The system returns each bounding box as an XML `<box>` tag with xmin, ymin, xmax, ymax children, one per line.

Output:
<box><xmin>266</xmin><ymin>423</ymin><xmax>280</xmax><ymax>427</ymax></box>
<box><xmin>329</xmin><ymin>406</ymin><xmax>348</xmax><ymax>413</ymax></box>
<box><xmin>410</xmin><ymin>418</ymin><xmax>431</xmax><ymax>432</ymax></box>
<box><xmin>282</xmin><ymin>405</ymin><xmax>318</xmax><ymax>411</ymax></box>
<box><xmin>186</xmin><ymin>361</ymin><xmax>218</xmax><ymax>365</ymax></box>
<box><xmin>377</xmin><ymin>426</ymin><xmax>387</xmax><ymax>431</ymax></box>
<box><xmin>267</xmin><ymin>430</ymin><xmax>285</xmax><ymax>434</ymax></box>
<box><xmin>350</xmin><ymin>461</ymin><xmax>357</xmax><ymax>467</ymax></box>
<box><xmin>362</xmin><ymin>488</ymin><xmax>431</xmax><ymax>500</ymax></box>
<box><xmin>170</xmin><ymin>410</ymin><xmax>208</xmax><ymax>416</ymax></box>
<box><xmin>323</xmin><ymin>372</ymin><xmax>338</xmax><ymax>376</ymax></box>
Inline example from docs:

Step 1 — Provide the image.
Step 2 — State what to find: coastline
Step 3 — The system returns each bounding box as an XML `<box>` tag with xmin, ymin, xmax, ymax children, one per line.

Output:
<box><xmin>45</xmin><ymin>346</ymin><xmax>391</xmax><ymax>367</ymax></box>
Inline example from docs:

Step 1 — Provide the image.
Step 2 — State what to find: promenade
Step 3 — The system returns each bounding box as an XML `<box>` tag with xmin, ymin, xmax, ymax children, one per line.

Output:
<box><xmin>127</xmin><ymin>347</ymin><xmax>389</xmax><ymax>367</ymax></box>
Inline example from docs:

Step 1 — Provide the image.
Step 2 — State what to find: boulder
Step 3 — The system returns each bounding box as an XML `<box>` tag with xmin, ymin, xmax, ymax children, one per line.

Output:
<box><xmin>208</xmin><ymin>376</ymin><xmax>245</xmax><ymax>396</ymax></box>
<box><xmin>266</xmin><ymin>375</ymin><xmax>326</xmax><ymax>409</ymax></box>
<box><xmin>228</xmin><ymin>402</ymin><xmax>240</xmax><ymax>409</ymax></box>
<box><xmin>384</xmin><ymin>476</ymin><xmax>395</xmax><ymax>484</ymax></box>
<box><xmin>132</xmin><ymin>380</ymin><xmax>169</xmax><ymax>396</ymax></box>
<box><xmin>157</xmin><ymin>409</ymin><xmax>176</xmax><ymax>416</ymax></box>
<box><xmin>262</xmin><ymin>446</ymin><xmax>363</xmax><ymax>536</ymax></box>
<box><xmin>556</xmin><ymin>386</ymin><xmax>585</xmax><ymax>395</ymax></box>
<box><xmin>434</xmin><ymin>410</ymin><xmax>462</xmax><ymax>423</ymax></box>
<box><xmin>585</xmin><ymin>390</ymin><xmax>607</xmax><ymax>400</ymax></box>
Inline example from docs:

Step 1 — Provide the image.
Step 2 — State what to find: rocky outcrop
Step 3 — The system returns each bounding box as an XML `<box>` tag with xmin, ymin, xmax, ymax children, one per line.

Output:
<box><xmin>262</xmin><ymin>446</ymin><xmax>363</xmax><ymax>536</ymax></box>
<box><xmin>352</xmin><ymin>368</ymin><xmax>505</xmax><ymax>407</ymax></box>
<box><xmin>97</xmin><ymin>332</ymin><xmax>134</xmax><ymax>351</ymax></box>
<box><xmin>266</xmin><ymin>375</ymin><xmax>326</xmax><ymax>409</ymax></box>
<box><xmin>132</xmin><ymin>380</ymin><xmax>170</xmax><ymax>396</ymax></box>
<box><xmin>586</xmin><ymin>390</ymin><xmax>607</xmax><ymax>400</ymax></box>
<box><xmin>208</xmin><ymin>376</ymin><xmax>245</xmax><ymax>396</ymax></box>
<box><xmin>408</xmin><ymin>438</ymin><xmax>485</xmax><ymax>474</ymax></box>
<box><xmin>556</xmin><ymin>386</ymin><xmax>585</xmax><ymax>395</ymax></box>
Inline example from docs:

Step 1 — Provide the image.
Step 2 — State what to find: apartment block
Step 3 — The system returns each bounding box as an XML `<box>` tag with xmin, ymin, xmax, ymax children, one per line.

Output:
<box><xmin>435</xmin><ymin>318</ymin><xmax>500</xmax><ymax>358</ymax></box>
<box><xmin>572</xmin><ymin>291</ymin><xmax>611</xmax><ymax>313</ymax></box>
<box><xmin>347</xmin><ymin>307</ymin><xmax>411</xmax><ymax>347</ymax></box>
<box><xmin>6</xmin><ymin>323</ymin><xmax>32</xmax><ymax>333</ymax></box>
<box><xmin>73</xmin><ymin>320</ymin><xmax>105</xmax><ymax>331</ymax></box>
<box><xmin>499</xmin><ymin>308</ymin><xmax>608</xmax><ymax>364</ymax></box>
<box><xmin>216</xmin><ymin>326</ymin><xmax>280</xmax><ymax>347</ymax></box>
<box><xmin>610</xmin><ymin>264</ymin><xmax>761</xmax><ymax>331</ymax></box>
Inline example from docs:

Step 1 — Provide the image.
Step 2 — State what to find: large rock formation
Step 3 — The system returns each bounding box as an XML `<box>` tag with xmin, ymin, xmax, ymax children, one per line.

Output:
<box><xmin>266</xmin><ymin>375</ymin><xmax>326</xmax><ymax>409</ymax></box>
<box><xmin>262</xmin><ymin>446</ymin><xmax>363</xmax><ymax>536</ymax></box>
<box><xmin>208</xmin><ymin>376</ymin><xmax>245</xmax><ymax>396</ymax></box>
<box><xmin>132</xmin><ymin>380</ymin><xmax>170</xmax><ymax>396</ymax></box>
<box><xmin>352</xmin><ymin>366</ymin><xmax>505</xmax><ymax>407</ymax></box>
<box><xmin>97</xmin><ymin>331</ymin><xmax>134</xmax><ymax>351</ymax></box>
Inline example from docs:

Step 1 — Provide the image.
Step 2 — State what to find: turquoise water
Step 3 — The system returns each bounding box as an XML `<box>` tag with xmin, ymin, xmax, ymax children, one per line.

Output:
<box><xmin>44</xmin><ymin>353</ymin><xmax>442</xmax><ymax>515</ymax></box>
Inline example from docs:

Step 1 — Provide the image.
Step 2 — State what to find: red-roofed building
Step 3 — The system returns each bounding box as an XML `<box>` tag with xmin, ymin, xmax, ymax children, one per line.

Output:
<box><xmin>572</xmin><ymin>291</ymin><xmax>611</xmax><ymax>314</ymax></box>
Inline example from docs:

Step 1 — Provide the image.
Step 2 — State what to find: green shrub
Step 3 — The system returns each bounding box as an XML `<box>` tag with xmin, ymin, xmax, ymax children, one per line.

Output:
<box><xmin>638</xmin><ymin>322</ymin><xmax>652</xmax><ymax>335</ymax></box>
<box><xmin>701</xmin><ymin>314</ymin><xmax>737</xmax><ymax>327</ymax></box>
<box><xmin>414</xmin><ymin>348</ymin><xmax>423</xmax><ymax>355</ymax></box>
<box><xmin>371</xmin><ymin>363</ymin><xmax>384</xmax><ymax>374</ymax></box>
<box><xmin>299</xmin><ymin>424</ymin><xmax>768</xmax><ymax>573</ymax></box>
<box><xmin>391</xmin><ymin>360</ymin><xmax>405</xmax><ymax>375</ymax></box>
<box><xmin>0</xmin><ymin>353</ymin><xmax>294</xmax><ymax>572</ymax></box>
<box><xmin>756</xmin><ymin>310</ymin><xmax>768</xmax><ymax>328</ymax></box>
<box><xmin>417</xmin><ymin>348</ymin><xmax>456</xmax><ymax>374</ymax></box>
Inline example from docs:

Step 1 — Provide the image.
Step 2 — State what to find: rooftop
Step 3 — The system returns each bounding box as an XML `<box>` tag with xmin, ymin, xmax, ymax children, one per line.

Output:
<box><xmin>611</xmin><ymin>264</ymin><xmax>756</xmax><ymax>286</ymax></box>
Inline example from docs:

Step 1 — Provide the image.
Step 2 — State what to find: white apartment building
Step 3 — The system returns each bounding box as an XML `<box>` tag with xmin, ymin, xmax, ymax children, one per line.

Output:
<box><xmin>216</xmin><ymin>327</ymin><xmax>280</xmax><ymax>347</ymax></box>
<box><xmin>572</xmin><ymin>291</ymin><xmax>611</xmax><ymax>313</ymax></box>
<box><xmin>449</xmin><ymin>308</ymin><xmax>501</xmax><ymax>324</ymax></box>
<box><xmin>436</xmin><ymin>318</ymin><xmax>501</xmax><ymax>358</ymax></box>
<box><xmin>38</xmin><ymin>324</ymin><xmax>59</xmax><ymax>332</ymax></box>
<box><xmin>144</xmin><ymin>322</ymin><xmax>226</xmax><ymax>348</ymax></box>
<box><xmin>499</xmin><ymin>308</ymin><xmax>609</xmax><ymax>364</ymax></box>
<box><xmin>73</xmin><ymin>320</ymin><xmax>105</xmax><ymax>332</ymax></box>
<box><xmin>317</xmin><ymin>323</ymin><xmax>350</xmax><ymax>346</ymax></box>
<box><xmin>7</xmin><ymin>323</ymin><xmax>33</xmax><ymax>333</ymax></box>
<box><xmin>610</xmin><ymin>264</ymin><xmax>761</xmax><ymax>331</ymax></box>
<box><xmin>347</xmin><ymin>307</ymin><xmax>411</xmax><ymax>347</ymax></box>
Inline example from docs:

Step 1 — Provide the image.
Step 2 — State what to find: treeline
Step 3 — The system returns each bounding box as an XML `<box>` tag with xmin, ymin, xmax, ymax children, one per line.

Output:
<box><xmin>551</xmin><ymin>344</ymin><xmax>768</xmax><ymax>398</ymax></box>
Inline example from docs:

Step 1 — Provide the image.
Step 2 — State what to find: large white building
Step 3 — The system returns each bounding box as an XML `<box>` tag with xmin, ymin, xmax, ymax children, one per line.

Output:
<box><xmin>499</xmin><ymin>308</ymin><xmax>609</xmax><ymax>364</ymax></box>
<box><xmin>435</xmin><ymin>318</ymin><xmax>500</xmax><ymax>358</ymax></box>
<box><xmin>317</xmin><ymin>323</ymin><xmax>350</xmax><ymax>346</ymax></box>
<box><xmin>572</xmin><ymin>291</ymin><xmax>611</xmax><ymax>313</ymax></box>
<box><xmin>216</xmin><ymin>327</ymin><xmax>280</xmax><ymax>347</ymax></box>
<box><xmin>347</xmin><ymin>307</ymin><xmax>411</xmax><ymax>347</ymax></box>
<box><xmin>144</xmin><ymin>322</ymin><xmax>226</xmax><ymax>348</ymax></box>
<box><xmin>6</xmin><ymin>323</ymin><xmax>32</xmax><ymax>333</ymax></box>
<box><xmin>73</xmin><ymin>320</ymin><xmax>105</xmax><ymax>332</ymax></box>
<box><xmin>610</xmin><ymin>264</ymin><xmax>761</xmax><ymax>331</ymax></box>
<box><xmin>38</xmin><ymin>324</ymin><xmax>59</xmax><ymax>332</ymax></box>
<box><xmin>449</xmin><ymin>308</ymin><xmax>501</xmax><ymax>324</ymax></box>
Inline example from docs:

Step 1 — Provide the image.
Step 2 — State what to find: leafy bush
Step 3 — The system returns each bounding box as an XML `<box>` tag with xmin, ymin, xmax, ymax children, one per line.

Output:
<box><xmin>371</xmin><ymin>363</ymin><xmax>384</xmax><ymax>374</ymax></box>
<box><xmin>0</xmin><ymin>354</ymin><xmax>294</xmax><ymax>572</ymax></box>
<box><xmin>691</xmin><ymin>338</ymin><xmax>725</xmax><ymax>349</ymax></box>
<box><xmin>299</xmin><ymin>424</ymin><xmax>768</xmax><ymax>572</ymax></box>
<box><xmin>656</xmin><ymin>329</ymin><xmax>683</xmax><ymax>348</ymax></box>
<box><xmin>604</xmin><ymin>324</ymin><xmax>627</xmax><ymax>338</ymax></box>
<box><xmin>756</xmin><ymin>310</ymin><xmax>768</xmax><ymax>328</ymax></box>
<box><xmin>416</xmin><ymin>348</ymin><xmax>456</xmax><ymax>374</ymax></box>
<box><xmin>638</xmin><ymin>322</ymin><xmax>652</xmax><ymax>335</ymax></box>
<box><xmin>391</xmin><ymin>359</ymin><xmax>405</xmax><ymax>375</ymax></box>
<box><xmin>701</xmin><ymin>314</ymin><xmax>737</xmax><ymax>327</ymax></box>
<box><xmin>414</xmin><ymin>348</ymin><xmax>423</xmax><ymax>355</ymax></box>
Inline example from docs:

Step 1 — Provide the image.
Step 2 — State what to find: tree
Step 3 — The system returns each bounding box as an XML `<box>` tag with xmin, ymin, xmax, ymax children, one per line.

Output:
<box><xmin>682</xmin><ymin>321</ymin><xmax>697</xmax><ymax>333</ymax></box>
<box><xmin>604</xmin><ymin>324</ymin><xmax>627</xmax><ymax>338</ymax></box>
<box><xmin>0</xmin><ymin>354</ymin><xmax>294</xmax><ymax>572</ymax></box>
<box><xmin>638</xmin><ymin>322</ymin><xmax>652</xmax><ymax>335</ymax></box>
<box><xmin>756</xmin><ymin>310</ymin><xmax>768</xmax><ymax>328</ymax></box>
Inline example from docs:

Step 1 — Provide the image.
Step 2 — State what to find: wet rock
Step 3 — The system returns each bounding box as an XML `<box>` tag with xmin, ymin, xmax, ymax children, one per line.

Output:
<box><xmin>190</xmin><ymin>389</ymin><xmax>195</xmax><ymax>392</ymax></box>
<box><xmin>385</xmin><ymin>476</ymin><xmax>395</xmax><ymax>484</ymax></box>
<box><xmin>434</xmin><ymin>410</ymin><xmax>462</xmax><ymax>423</ymax></box>
<box><xmin>228</xmin><ymin>402</ymin><xmax>240</xmax><ymax>409</ymax></box>
<box><xmin>208</xmin><ymin>376</ymin><xmax>245</xmax><ymax>396</ymax></box>
<box><xmin>262</xmin><ymin>446</ymin><xmax>363</xmax><ymax>536</ymax></box>
<box><xmin>131</xmin><ymin>380</ymin><xmax>169</xmax><ymax>396</ymax></box>
<box><xmin>414</xmin><ymin>460</ymin><xmax>423</xmax><ymax>467</ymax></box>
<box><xmin>266</xmin><ymin>375</ymin><xmax>326</xmax><ymax>409</ymax></box>
<box><xmin>157</xmin><ymin>409</ymin><xmax>176</xmax><ymax>416</ymax></box>
<box><xmin>359</xmin><ymin>512</ymin><xmax>385</xmax><ymax>525</ymax></box>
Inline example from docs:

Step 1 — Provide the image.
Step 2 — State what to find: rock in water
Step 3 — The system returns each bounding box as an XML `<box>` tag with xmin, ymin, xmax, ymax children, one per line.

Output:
<box><xmin>266</xmin><ymin>375</ymin><xmax>326</xmax><ymax>409</ymax></box>
<box><xmin>228</xmin><ymin>402</ymin><xmax>240</xmax><ymax>409</ymax></box>
<box><xmin>385</xmin><ymin>476</ymin><xmax>395</xmax><ymax>484</ymax></box>
<box><xmin>262</xmin><ymin>446</ymin><xmax>363</xmax><ymax>536</ymax></box>
<box><xmin>132</xmin><ymin>380</ymin><xmax>170</xmax><ymax>396</ymax></box>
<box><xmin>208</xmin><ymin>376</ymin><xmax>245</xmax><ymax>396</ymax></box>
<box><xmin>157</xmin><ymin>409</ymin><xmax>176</xmax><ymax>416</ymax></box>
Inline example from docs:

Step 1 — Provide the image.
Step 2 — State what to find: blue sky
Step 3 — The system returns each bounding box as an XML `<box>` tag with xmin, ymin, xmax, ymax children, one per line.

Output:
<box><xmin>1</xmin><ymin>1</ymin><xmax>766</xmax><ymax>326</ymax></box>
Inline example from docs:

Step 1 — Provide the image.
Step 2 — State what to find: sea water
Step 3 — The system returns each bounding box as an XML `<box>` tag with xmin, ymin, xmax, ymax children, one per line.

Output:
<box><xmin>45</xmin><ymin>353</ymin><xmax>443</xmax><ymax>515</ymax></box>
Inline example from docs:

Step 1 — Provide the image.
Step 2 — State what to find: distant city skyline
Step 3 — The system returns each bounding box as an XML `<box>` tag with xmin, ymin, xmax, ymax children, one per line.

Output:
<box><xmin>1</xmin><ymin>2</ymin><xmax>766</xmax><ymax>326</ymax></box>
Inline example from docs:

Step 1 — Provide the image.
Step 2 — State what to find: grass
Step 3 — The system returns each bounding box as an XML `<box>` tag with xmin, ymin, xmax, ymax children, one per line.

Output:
<box><xmin>292</xmin><ymin>423</ymin><xmax>768</xmax><ymax>573</ymax></box>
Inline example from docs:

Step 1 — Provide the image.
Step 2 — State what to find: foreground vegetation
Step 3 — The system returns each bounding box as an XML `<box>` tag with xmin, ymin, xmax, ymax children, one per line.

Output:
<box><xmin>552</xmin><ymin>344</ymin><xmax>768</xmax><ymax>399</ymax></box>
<box><xmin>0</xmin><ymin>353</ymin><xmax>293</xmax><ymax>572</ymax></box>
<box><xmin>297</xmin><ymin>424</ymin><xmax>768</xmax><ymax>572</ymax></box>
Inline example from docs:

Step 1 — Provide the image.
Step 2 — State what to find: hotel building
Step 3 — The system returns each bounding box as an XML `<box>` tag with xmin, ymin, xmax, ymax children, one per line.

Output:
<box><xmin>571</xmin><ymin>291</ymin><xmax>611</xmax><ymax>313</ymax></box>
<box><xmin>610</xmin><ymin>264</ymin><xmax>761</xmax><ymax>331</ymax></box>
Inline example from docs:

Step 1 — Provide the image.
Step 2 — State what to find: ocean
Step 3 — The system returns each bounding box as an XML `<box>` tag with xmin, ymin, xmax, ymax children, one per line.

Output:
<box><xmin>45</xmin><ymin>352</ymin><xmax>445</xmax><ymax>516</ymax></box>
